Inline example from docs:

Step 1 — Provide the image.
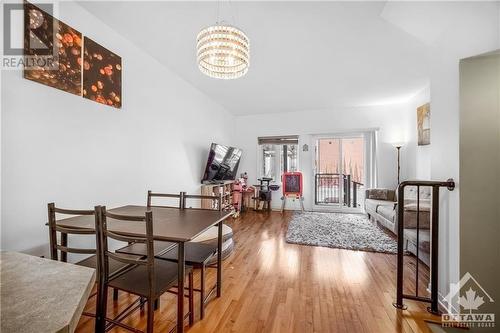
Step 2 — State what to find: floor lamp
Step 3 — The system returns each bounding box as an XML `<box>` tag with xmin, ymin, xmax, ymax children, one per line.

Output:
<box><xmin>392</xmin><ymin>143</ymin><xmax>404</xmax><ymax>184</ymax></box>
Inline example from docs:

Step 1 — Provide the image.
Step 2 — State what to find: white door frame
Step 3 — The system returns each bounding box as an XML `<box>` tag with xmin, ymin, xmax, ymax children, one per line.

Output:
<box><xmin>311</xmin><ymin>132</ymin><xmax>370</xmax><ymax>213</ymax></box>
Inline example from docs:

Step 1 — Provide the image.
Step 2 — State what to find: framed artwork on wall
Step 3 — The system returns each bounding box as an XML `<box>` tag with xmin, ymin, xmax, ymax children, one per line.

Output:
<box><xmin>83</xmin><ymin>37</ymin><xmax>122</xmax><ymax>108</ymax></box>
<box><xmin>417</xmin><ymin>103</ymin><xmax>430</xmax><ymax>145</ymax></box>
<box><xmin>23</xmin><ymin>2</ymin><xmax>82</xmax><ymax>96</ymax></box>
<box><xmin>23</xmin><ymin>2</ymin><xmax>122</xmax><ymax>108</ymax></box>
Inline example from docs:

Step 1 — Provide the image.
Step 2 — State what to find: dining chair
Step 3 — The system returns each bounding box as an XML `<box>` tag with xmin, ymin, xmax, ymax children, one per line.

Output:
<box><xmin>114</xmin><ymin>191</ymin><xmax>222</xmax><ymax>319</ymax></box>
<box><xmin>96</xmin><ymin>206</ymin><xmax>194</xmax><ymax>333</ymax></box>
<box><xmin>115</xmin><ymin>192</ymin><xmax>179</xmax><ymax>258</ymax></box>
<box><xmin>47</xmin><ymin>202</ymin><xmax>128</xmax><ymax>317</ymax></box>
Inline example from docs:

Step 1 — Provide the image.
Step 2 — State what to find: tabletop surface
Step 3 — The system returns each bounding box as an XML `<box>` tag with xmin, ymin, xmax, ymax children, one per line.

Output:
<box><xmin>0</xmin><ymin>251</ymin><xmax>95</xmax><ymax>333</ymax></box>
<box><xmin>55</xmin><ymin>205</ymin><xmax>232</xmax><ymax>242</ymax></box>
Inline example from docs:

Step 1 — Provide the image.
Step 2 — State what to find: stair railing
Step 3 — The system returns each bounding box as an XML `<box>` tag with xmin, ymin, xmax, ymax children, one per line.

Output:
<box><xmin>393</xmin><ymin>179</ymin><xmax>455</xmax><ymax>314</ymax></box>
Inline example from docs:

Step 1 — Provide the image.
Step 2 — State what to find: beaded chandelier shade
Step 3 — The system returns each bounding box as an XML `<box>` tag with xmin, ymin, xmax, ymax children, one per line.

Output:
<box><xmin>196</xmin><ymin>24</ymin><xmax>250</xmax><ymax>80</ymax></box>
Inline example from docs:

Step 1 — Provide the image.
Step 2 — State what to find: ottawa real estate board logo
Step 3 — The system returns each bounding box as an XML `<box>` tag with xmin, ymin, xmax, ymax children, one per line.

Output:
<box><xmin>442</xmin><ymin>272</ymin><xmax>495</xmax><ymax>328</ymax></box>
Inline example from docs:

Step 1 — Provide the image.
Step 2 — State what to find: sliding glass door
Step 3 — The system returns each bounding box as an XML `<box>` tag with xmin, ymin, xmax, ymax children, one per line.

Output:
<box><xmin>314</xmin><ymin>134</ymin><xmax>366</xmax><ymax>212</ymax></box>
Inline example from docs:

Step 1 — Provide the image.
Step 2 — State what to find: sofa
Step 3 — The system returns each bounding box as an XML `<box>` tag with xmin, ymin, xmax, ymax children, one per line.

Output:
<box><xmin>364</xmin><ymin>187</ymin><xmax>431</xmax><ymax>266</ymax></box>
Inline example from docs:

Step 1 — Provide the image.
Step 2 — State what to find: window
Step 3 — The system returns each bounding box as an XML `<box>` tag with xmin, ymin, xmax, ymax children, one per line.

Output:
<box><xmin>261</xmin><ymin>144</ymin><xmax>276</xmax><ymax>179</ymax></box>
<box><xmin>258</xmin><ymin>136</ymin><xmax>299</xmax><ymax>181</ymax></box>
<box><xmin>281</xmin><ymin>144</ymin><xmax>298</xmax><ymax>173</ymax></box>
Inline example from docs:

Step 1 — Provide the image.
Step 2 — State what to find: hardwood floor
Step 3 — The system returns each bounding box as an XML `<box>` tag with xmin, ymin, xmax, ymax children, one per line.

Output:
<box><xmin>76</xmin><ymin>211</ymin><xmax>439</xmax><ymax>333</ymax></box>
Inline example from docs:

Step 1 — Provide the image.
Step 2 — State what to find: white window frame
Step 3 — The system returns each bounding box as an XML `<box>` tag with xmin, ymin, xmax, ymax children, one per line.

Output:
<box><xmin>311</xmin><ymin>130</ymin><xmax>377</xmax><ymax>212</ymax></box>
<box><xmin>257</xmin><ymin>136</ymin><xmax>300</xmax><ymax>183</ymax></box>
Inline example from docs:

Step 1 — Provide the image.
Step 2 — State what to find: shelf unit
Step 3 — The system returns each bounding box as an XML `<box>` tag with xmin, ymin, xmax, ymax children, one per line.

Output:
<box><xmin>200</xmin><ymin>180</ymin><xmax>235</xmax><ymax>212</ymax></box>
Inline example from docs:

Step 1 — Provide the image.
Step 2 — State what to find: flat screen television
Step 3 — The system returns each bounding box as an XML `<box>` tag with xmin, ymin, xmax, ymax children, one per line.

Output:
<box><xmin>202</xmin><ymin>143</ymin><xmax>242</xmax><ymax>183</ymax></box>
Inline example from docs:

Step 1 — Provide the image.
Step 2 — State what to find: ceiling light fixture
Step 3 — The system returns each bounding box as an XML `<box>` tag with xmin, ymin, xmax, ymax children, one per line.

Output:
<box><xmin>197</xmin><ymin>2</ymin><xmax>249</xmax><ymax>80</ymax></box>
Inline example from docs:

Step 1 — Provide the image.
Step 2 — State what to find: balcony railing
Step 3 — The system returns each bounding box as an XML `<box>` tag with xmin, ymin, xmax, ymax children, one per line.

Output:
<box><xmin>314</xmin><ymin>173</ymin><xmax>364</xmax><ymax>207</ymax></box>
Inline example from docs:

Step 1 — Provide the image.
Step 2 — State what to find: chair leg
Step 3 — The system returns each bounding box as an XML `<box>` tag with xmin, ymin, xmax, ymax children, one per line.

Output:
<box><xmin>95</xmin><ymin>283</ymin><xmax>108</xmax><ymax>332</ymax></box>
<box><xmin>200</xmin><ymin>264</ymin><xmax>206</xmax><ymax>320</ymax></box>
<box><xmin>113</xmin><ymin>288</ymin><xmax>118</xmax><ymax>301</ymax></box>
<box><xmin>147</xmin><ymin>298</ymin><xmax>154</xmax><ymax>333</ymax></box>
<box><xmin>189</xmin><ymin>271</ymin><xmax>194</xmax><ymax>325</ymax></box>
<box><xmin>153</xmin><ymin>298</ymin><xmax>160</xmax><ymax>311</ymax></box>
<box><xmin>60</xmin><ymin>233</ymin><xmax>68</xmax><ymax>262</ymax></box>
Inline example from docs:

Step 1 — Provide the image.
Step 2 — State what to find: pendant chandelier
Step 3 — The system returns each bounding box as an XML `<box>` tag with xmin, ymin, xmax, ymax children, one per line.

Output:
<box><xmin>196</xmin><ymin>2</ymin><xmax>249</xmax><ymax>80</ymax></box>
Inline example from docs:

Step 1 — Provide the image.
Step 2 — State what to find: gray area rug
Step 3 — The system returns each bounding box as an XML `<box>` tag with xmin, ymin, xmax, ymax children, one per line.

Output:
<box><xmin>285</xmin><ymin>212</ymin><xmax>398</xmax><ymax>254</ymax></box>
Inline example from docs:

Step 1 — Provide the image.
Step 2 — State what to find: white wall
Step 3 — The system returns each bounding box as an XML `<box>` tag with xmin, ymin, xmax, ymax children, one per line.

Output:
<box><xmin>234</xmin><ymin>104</ymin><xmax>412</xmax><ymax>210</ymax></box>
<box><xmin>0</xmin><ymin>1</ymin><xmax>234</xmax><ymax>255</ymax></box>
<box><xmin>426</xmin><ymin>2</ymin><xmax>499</xmax><ymax>306</ymax></box>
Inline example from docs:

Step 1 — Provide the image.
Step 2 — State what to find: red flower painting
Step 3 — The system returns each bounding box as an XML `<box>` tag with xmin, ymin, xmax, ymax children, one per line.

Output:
<box><xmin>83</xmin><ymin>37</ymin><xmax>122</xmax><ymax>109</ymax></box>
<box><xmin>23</xmin><ymin>2</ymin><xmax>82</xmax><ymax>96</ymax></box>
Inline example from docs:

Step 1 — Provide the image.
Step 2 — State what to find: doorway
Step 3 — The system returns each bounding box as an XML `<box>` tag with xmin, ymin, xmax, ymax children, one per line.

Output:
<box><xmin>313</xmin><ymin>134</ymin><xmax>366</xmax><ymax>212</ymax></box>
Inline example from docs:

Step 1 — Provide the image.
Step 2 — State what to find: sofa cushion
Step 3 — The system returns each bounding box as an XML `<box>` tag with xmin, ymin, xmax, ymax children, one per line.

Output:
<box><xmin>377</xmin><ymin>204</ymin><xmax>396</xmax><ymax>222</ymax></box>
<box><xmin>403</xmin><ymin>209</ymin><xmax>430</xmax><ymax>229</ymax></box>
<box><xmin>404</xmin><ymin>228</ymin><xmax>430</xmax><ymax>253</ymax></box>
<box><xmin>365</xmin><ymin>199</ymin><xmax>395</xmax><ymax>213</ymax></box>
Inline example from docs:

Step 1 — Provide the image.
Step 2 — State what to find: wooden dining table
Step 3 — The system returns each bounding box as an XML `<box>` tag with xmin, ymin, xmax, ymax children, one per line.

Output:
<box><xmin>55</xmin><ymin>205</ymin><xmax>232</xmax><ymax>333</ymax></box>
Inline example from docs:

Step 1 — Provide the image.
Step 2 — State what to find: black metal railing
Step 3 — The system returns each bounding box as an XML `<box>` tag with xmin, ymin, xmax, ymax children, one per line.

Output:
<box><xmin>393</xmin><ymin>179</ymin><xmax>455</xmax><ymax>315</ymax></box>
<box><xmin>314</xmin><ymin>173</ymin><xmax>364</xmax><ymax>207</ymax></box>
<box><xmin>315</xmin><ymin>173</ymin><xmax>340</xmax><ymax>204</ymax></box>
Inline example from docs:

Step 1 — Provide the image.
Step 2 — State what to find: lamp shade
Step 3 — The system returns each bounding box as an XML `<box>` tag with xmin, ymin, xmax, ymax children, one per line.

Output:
<box><xmin>391</xmin><ymin>142</ymin><xmax>405</xmax><ymax>148</ymax></box>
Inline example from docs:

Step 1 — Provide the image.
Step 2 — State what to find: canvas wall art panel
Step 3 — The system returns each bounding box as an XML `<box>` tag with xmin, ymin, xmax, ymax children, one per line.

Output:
<box><xmin>23</xmin><ymin>2</ymin><xmax>82</xmax><ymax>96</ymax></box>
<box><xmin>417</xmin><ymin>103</ymin><xmax>430</xmax><ymax>145</ymax></box>
<box><xmin>83</xmin><ymin>37</ymin><xmax>122</xmax><ymax>108</ymax></box>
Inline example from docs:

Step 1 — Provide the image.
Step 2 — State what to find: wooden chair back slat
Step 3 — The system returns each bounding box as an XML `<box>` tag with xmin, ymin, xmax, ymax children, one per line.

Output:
<box><xmin>147</xmin><ymin>191</ymin><xmax>223</xmax><ymax>211</ymax></box>
<box><xmin>105</xmin><ymin>211</ymin><xmax>146</xmax><ymax>222</ymax></box>
<box><xmin>148</xmin><ymin>192</ymin><xmax>181</xmax><ymax>198</ymax></box>
<box><xmin>56</xmin><ymin>245</ymin><xmax>96</xmax><ymax>255</ymax></box>
<box><xmin>106</xmin><ymin>251</ymin><xmax>147</xmax><ymax>266</ymax></box>
<box><xmin>147</xmin><ymin>190</ymin><xmax>182</xmax><ymax>208</ymax></box>
<box><xmin>54</xmin><ymin>225</ymin><xmax>95</xmax><ymax>235</ymax></box>
<box><xmin>106</xmin><ymin>230</ymin><xmax>147</xmax><ymax>244</ymax></box>
<box><xmin>52</xmin><ymin>207</ymin><xmax>94</xmax><ymax>215</ymax></box>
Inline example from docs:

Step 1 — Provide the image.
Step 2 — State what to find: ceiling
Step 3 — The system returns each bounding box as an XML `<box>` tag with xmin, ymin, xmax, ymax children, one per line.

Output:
<box><xmin>78</xmin><ymin>1</ymin><xmax>431</xmax><ymax>115</ymax></box>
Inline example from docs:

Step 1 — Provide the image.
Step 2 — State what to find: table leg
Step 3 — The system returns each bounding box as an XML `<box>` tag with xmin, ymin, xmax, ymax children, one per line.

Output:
<box><xmin>217</xmin><ymin>222</ymin><xmax>223</xmax><ymax>297</ymax></box>
<box><xmin>177</xmin><ymin>242</ymin><xmax>185</xmax><ymax>333</ymax></box>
